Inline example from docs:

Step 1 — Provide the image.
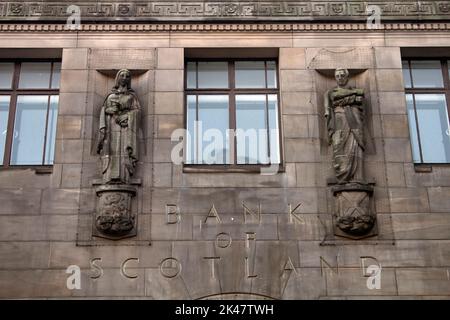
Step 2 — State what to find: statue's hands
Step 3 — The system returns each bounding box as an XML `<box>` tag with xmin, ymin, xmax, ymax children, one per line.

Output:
<box><xmin>105</xmin><ymin>107</ymin><xmax>117</xmax><ymax>115</ymax></box>
<box><xmin>117</xmin><ymin>114</ymin><xmax>128</xmax><ymax>127</ymax></box>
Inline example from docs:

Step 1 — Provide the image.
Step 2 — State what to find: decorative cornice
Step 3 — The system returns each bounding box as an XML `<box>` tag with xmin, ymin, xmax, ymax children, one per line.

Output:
<box><xmin>0</xmin><ymin>1</ymin><xmax>450</xmax><ymax>22</ymax></box>
<box><xmin>1</xmin><ymin>23</ymin><xmax>450</xmax><ymax>32</ymax></box>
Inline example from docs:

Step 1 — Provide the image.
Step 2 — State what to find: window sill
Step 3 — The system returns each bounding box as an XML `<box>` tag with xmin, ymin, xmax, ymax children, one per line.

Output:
<box><xmin>413</xmin><ymin>163</ymin><xmax>450</xmax><ymax>173</ymax></box>
<box><xmin>0</xmin><ymin>165</ymin><xmax>53</xmax><ymax>174</ymax></box>
<box><xmin>183</xmin><ymin>164</ymin><xmax>285</xmax><ymax>173</ymax></box>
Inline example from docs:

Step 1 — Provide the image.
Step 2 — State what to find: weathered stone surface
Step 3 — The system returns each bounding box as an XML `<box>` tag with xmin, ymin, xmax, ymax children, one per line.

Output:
<box><xmin>298</xmin><ymin>240</ymin><xmax>450</xmax><ymax>268</ymax></box>
<box><xmin>283</xmin><ymin>115</ymin><xmax>309</xmax><ymax>138</ymax></box>
<box><xmin>397</xmin><ymin>268</ymin><xmax>450</xmax><ymax>296</ymax></box>
<box><xmin>0</xmin><ymin>215</ymin><xmax>77</xmax><ymax>241</ymax></box>
<box><xmin>381</xmin><ymin>115</ymin><xmax>409</xmax><ymax>138</ymax></box>
<box><xmin>281</xmin><ymin>268</ymin><xmax>325</xmax><ymax>299</ymax></box>
<box><xmin>374</xmin><ymin>47</ymin><xmax>402</xmax><ymax>69</ymax></box>
<box><xmin>157</xmin><ymin>48</ymin><xmax>184</xmax><ymax>70</ymax></box>
<box><xmin>151</xmin><ymin>187</ymin><xmax>323</xmax><ymax>216</ymax></box>
<box><xmin>0</xmin><ymin>242</ymin><xmax>50</xmax><ymax>269</ymax></box>
<box><xmin>89</xmin><ymin>49</ymin><xmax>155</xmax><ymax>70</ymax></box>
<box><xmin>0</xmin><ymin>188</ymin><xmax>42</xmax><ymax>215</ymax></box>
<box><xmin>386</xmin><ymin>163</ymin><xmax>406</xmax><ymax>187</ymax></box>
<box><xmin>285</xmin><ymin>139</ymin><xmax>320</xmax><ymax>162</ymax></box>
<box><xmin>391</xmin><ymin>213</ymin><xmax>450</xmax><ymax>240</ymax></box>
<box><xmin>155</xmin><ymin>70</ymin><xmax>184</xmax><ymax>92</ymax></box>
<box><xmin>404</xmin><ymin>164</ymin><xmax>450</xmax><ymax>187</ymax></box>
<box><xmin>281</xmin><ymin>92</ymin><xmax>317</xmax><ymax>115</ymax></box>
<box><xmin>171</xmin><ymin>241</ymin><xmax>221</xmax><ymax>298</ymax></box>
<box><xmin>155</xmin><ymin>114</ymin><xmax>183</xmax><ymax>139</ymax></box>
<box><xmin>155</xmin><ymin>91</ymin><xmax>184</xmax><ymax>115</ymax></box>
<box><xmin>280</xmin><ymin>70</ymin><xmax>313</xmax><ymax>92</ymax></box>
<box><xmin>378</xmin><ymin>91</ymin><xmax>407</xmax><ymax>114</ymax></box>
<box><xmin>73</xmin><ymin>268</ymin><xmax>145</xmax><ymax>297</ymax></box>
<box><xmin>279</xmin><ymin>48</ymin><xmax>306</xmax><ymax>70</ymax></box>
<box><xmin>250</xmin><ymin>241</ymin><xmax>300</xmax><ymax>299</ymax></box>
<box><xmin>193</xmin><ymin>214</ymin><xmax>277</xmax><ymax>241</ymax></box>
<box><xmin>61</xmin><ymin>164</ymin><xmax>82</xmax><ymax>188</ymax></box>
<box><xmin>0</xmin><ymin>270</ymin><xmax>70</xmax><ymax>298</ymax></box>
<box><xmin>62</xmin><ymin>48</ymin><xmax>88</xmax><ymax>70</ymax></box>
<box><xmin>150</xmin><ymin>214</ymin><xmax>193</xmax><ymax>240</ymax></box>
<box><xmin>60</xmin><ymin>70</ymin><xmax>89</xmax><ymax>93</ymax></box>
<box><xmin>376</xmin><ymin>69</ymin><xmax>405</xmax><ymax>91</ymax></box>
<box><xmin>145</xmin><ymin>268</ymin><xmax>190</xmax><ymax>299</ymax></box>
<box><xmin>384</xmin><ymin>139</ymin><xmax>413</xmax><ymax>162</ymax></box>
<box><xmin>388</xmin><ymin>188</ymin><xmax>430</xmax><ymax>213</ymax></box>
<box><xmin>49</xmin><ymin>241</ymin><xmax>171</xmax><ymax>269</ymax></box>
<box><xmin>427</xmin><ymin>187</ymin><xmax>450</xmax><ymax>213</ymax></box>
<box><xmin>41</xmin><ymin>189</ymin><xmax>80</xmax><ymax>214</ymax></box>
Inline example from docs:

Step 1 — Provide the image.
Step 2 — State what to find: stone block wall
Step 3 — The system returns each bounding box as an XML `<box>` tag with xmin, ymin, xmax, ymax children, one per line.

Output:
<box><xmin>0</xmin><ymin>26</ymin><xmax>450</xmax><ymax>299</ymax></box>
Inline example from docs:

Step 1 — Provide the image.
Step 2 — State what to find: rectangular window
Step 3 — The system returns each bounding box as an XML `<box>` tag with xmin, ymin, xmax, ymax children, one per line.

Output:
<box><xmin>0</xmin><ymin>60</ymin><xmax>60</xmax><ymax>167</ymax></box>
<box><xmin>185</xmin><ymin>59</ymin><xmax>281</xmax><ymax>168</ymax></box>
<box><xmin>403</xmin><ymin>59</ymin><xmax>450</xmax><ymax>163</ymax></box>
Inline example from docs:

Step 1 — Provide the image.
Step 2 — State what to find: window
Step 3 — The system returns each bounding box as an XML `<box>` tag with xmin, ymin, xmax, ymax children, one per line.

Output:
<box><xmin>0</xmin><ymin>61</ymin><xmax>60</xmax><ymax>167</ymax></box>
<box><xmin>185</xmin><ymin>60</ymin><xmax>281</xmax><ymax>168</ymax></box>
<box><xmin>402</xmin><ymin>59</ymin><xmax>450</xmax><ymax>163</ymax></box>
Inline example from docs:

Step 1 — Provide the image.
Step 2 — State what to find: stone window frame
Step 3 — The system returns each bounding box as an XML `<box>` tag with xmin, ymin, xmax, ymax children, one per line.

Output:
<box><xmin>0</xmin><ymin>59</ymin><xmax>60</xmax><ymax>172</ymax></box>
<box><xmin>403</xmin><ymin>58</ymin><xmax>450</xmax><ymax>166</ymax></box>
<box><xmin>183</xmin><ymin>58</ymin><xmax>284</xmax><ymax>173</ymax></box>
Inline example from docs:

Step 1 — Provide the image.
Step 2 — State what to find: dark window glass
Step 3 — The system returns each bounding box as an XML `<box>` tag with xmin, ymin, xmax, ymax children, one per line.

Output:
<box><xmin>0</xmin><ymin>61</ymin><xmax>60</xmax><ymax>167</ymax></box>
<box><xmin>403</xmin><ymin>59</ymin><xmax>450</xmax><ymax>163</ymax></box>
<box><xmin>185</xmin><ymin>60</ymin><xmax>280</xmax><ymax>167</ymax></box>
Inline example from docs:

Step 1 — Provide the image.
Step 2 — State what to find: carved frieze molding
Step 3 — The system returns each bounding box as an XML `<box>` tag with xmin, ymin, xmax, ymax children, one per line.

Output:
<box><xmin>0</xmin><ymin>1</ymin><xmax>450</xmax><ymax>22</ymax></box>
<box><xmin>1</xmin><ymin>22</ymin><xmax>450</xmax><ymax>32</ymax></box>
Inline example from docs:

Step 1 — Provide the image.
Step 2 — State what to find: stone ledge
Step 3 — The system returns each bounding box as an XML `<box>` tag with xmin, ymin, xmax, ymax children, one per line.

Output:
<box><xmin>1</xmin><ymin>22</ymin><xmax>450</xmax><ymax>32</ymax></box>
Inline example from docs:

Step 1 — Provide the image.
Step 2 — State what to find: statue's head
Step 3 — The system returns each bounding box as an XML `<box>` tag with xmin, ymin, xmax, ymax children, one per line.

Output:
<box><xmin>335</xmin><ymin>68</ymin><xmax>350</xmax><ymax>87</ymax></box>
<box><xmin>114</xmin><ymin>69</ymin><xmax>131</xmax><ymax>90</ymax></box>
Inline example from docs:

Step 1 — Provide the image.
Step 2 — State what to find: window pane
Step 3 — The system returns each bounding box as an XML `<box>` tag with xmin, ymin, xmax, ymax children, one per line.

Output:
<box><xmin>235</xmin><ymin>61</ymin><xmax>266</xmax><ymax>88</ymax></box>
<box><xmin>405</xmin><ymin>94</ymin><xmax>421</xmax><ymax>163</ymax></box>
<box><xmin>0</xmin><ymin>63</ymin><xmax>14</xmax><ymax>89</ymax></box>
<box><xmin>186</xmin><ymin>95</ymin><xmax>197</xmax><ymax>164</ymax></box>
<box><xmin>0</xmin><ymin>96</ymin><xmax>10</xmax><ymax>162</ymax></box>
<box><xmin>19</xmin><ymin>62</ymin><xmax>52</xmax><ymax>89</ymax></box>
<box><xmin>197</xmin><ymin>62</ymin><xmax>228</xmax><ymax>88</ymax></box>
<box><xmin>267</xmin><ymin>61</ymin><xmax>277</xmax><ymax>89</ymax></box>
<box><xmin>51</xmin><ymin>62</ymin><xmax>61</xmax><ymax>89</ymax></box>
<box><xmin>268</xmin><ymin>94</ymin><xmax>280</xmax><ymax>163</ymax></box>
<box><xmin>402</xmin><ymin>60</ymin><xmax>412</xmax><ymax>89</ymax></box>
<box><xmin>414</xmin><ymin>94</ymin><xmax>450</xmax><ymax>163</ymax></box>
<box><xmin>410</xmin><ymin>60</ymin><xmax>444</xmax><ymax>88</ymax></box>
<box><xmin>186</xmin><ymin>62</ymin><xmax>197</xmax><ymax>89</ymax></box>
<box><xmin>197</xmin><ymin>95</ymin><xmax>229</xmax><ymax>164</ymax></box>
<box><xmin>10</xmin><ymin>95</ymin><xmax>49</xmax><ymax>165</ymax></box>
<box><xmin>44</xmin><ymin>95</ymin><xmax>59</xmax><ymax>164</ymax></box>
<box><xmin>236</xmin><ymin>95</ymin><xmax>268</xmax><ymax>164</ymax></box>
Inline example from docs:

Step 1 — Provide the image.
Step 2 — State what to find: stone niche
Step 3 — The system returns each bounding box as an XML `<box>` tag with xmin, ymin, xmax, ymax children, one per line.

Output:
<box><xmin>76</xmin><ymin>48</ymin><xmax>154</xmax><ymax>246</ymax></box>
<box><xmin>311</xmin><ymin>48</ymin><xmax>387</xmax><ymax>242</ymax></box>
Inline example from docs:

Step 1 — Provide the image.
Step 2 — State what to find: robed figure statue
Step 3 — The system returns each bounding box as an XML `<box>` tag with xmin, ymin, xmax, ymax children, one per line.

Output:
<box><xmin>97</xmin><ymin>69</ymin><xmax>140</xmax><ymax>184</ymax></box>
<box><xmin>93</xmin><ymin>69</ymin><xmax>140</xmax><ymax>240</ymax></box>
<box><xmin>325</xmin><ymin>68</ymin><xmax>365</xmax><ymax>184</ymax></box>
<box><xmin>325</xmin><ymin>68</ymin><xmax>377</xmax><ymax>239</ymax></box>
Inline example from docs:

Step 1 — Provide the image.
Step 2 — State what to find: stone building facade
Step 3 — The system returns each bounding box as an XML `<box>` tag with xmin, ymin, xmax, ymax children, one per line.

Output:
<box><xmin>0</xmin><ymin>1</ymin><xmax>450</xmax><ymax>299</ymax></box>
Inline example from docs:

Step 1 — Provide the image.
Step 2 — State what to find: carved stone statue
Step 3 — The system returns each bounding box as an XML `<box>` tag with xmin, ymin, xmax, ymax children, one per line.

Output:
<box><xmin>97</xmin><ymin>69</ymin><xmax>140</xmax><ymax>184</ymax></box>
<box><xmin>325</xmin><ymin>68</ymin><xmax>377</xmax><ymax>239</ymax></box>
<box><xmin>93</xmin><ymin>69</ymin><xmax>140</xmax><ymax>240</ymax></box>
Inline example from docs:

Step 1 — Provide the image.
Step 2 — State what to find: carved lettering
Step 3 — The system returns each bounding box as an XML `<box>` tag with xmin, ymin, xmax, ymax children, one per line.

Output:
<box><xmin>166</xmin><ymin>204</ymin><xmax>181</xmax><ymax>224</ymax></box>
<box><xmin>90</xmin><ymin>258</ymin><xmax>103</xmax><ymax>279</ymax></box>
<box><xmin>160</xmin><ymin>257</ymin><xmax>182</xmax><ymax>278</ymax></box>
<box><xmin>243</xmin><ymin>202</ymin><xmax>261</xmax><ymax>223</ymax></box>
<box><xmin>204</xmin><ymin>257</ymin><xmax>221</xmax><ymax>279</ymax></box>
<box><xmin>215</xmin><ymin>232</ymin><xmax>232</xmax><ymax>249</ymax></box>
<box><xmin>121</xmin><ymin>258</ymin><xmax>139</xmax><ymax>279</ymax></box>
<box><xmin>204</xmin><ymin>204</ymin><xmax>221</xmax><ymax>224</ymax></box>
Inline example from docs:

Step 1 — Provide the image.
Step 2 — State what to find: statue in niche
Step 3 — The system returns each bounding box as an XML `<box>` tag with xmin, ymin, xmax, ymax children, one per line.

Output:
<box><xmin>325</xmin><ymin>68</ymin><xmax>365</xmax><ymax>184</ymax></box>
<box><xmin>94</xmin><ymin>69</ymin><xmax>140</xmax><ymax>240</ymax></box>
<box><xmin>324</xmin><ymin>68</ymin><xmax>376</xmax><ymax>239</ymax></box>
<box><xmin>97</xmin><ymin>69</ymin><xmax>140</xmax><ymax>184</ymax></box>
